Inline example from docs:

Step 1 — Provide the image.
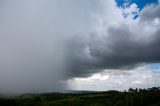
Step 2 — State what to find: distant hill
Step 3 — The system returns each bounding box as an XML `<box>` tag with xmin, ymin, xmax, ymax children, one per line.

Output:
<box><xmin>0</xmin><ymin>87</ymin><xmax>160</xmax><ymax>106</ymax></box>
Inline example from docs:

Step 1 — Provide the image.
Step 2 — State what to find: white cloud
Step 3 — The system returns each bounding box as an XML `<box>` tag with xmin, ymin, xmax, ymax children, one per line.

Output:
<box><xmin>68</xmin><ymin>65</ymin><xmax>159</xmax><ymax>91</ymax></box>
<box><xmin>121</xmin><ymin>3</ymin><xmax>140</xmax><ymax>19</ymax></box>
<box><xmin>67</xmin><ymin>0</ymin><xmax>160</xmax><ymax>91</ymax></box>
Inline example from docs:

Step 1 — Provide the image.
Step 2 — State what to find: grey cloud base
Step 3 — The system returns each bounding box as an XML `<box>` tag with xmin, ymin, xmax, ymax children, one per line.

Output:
<box><xmin>67</xmin><ymin>4</ymin><xmax>160</xmax><ymax>78</ymax></box>
<box><xmin>0</xmin><ymin>0</ymin><xmax>99</xmax><ymax>93</ymax></box>
<box><xmin>0</xmin><ymin>0</ymin><xmax>160</xmax><ymax>93</ymax></box>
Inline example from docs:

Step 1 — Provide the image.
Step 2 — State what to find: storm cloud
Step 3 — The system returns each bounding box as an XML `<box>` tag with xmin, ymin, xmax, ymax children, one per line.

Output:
<box><xmin>0</xmin><ymin>0</ymin><xmax>160</xmax><ymax>93</ymax></box>
<box><xmin>0</xmin><ymin>0</ymin><xmax>98</xmax><ymax>93</ymax></box>
<box><xmin>67</xmin><ymin>1</ymin><xmax>160</xmax><ymax>78</ymax></box>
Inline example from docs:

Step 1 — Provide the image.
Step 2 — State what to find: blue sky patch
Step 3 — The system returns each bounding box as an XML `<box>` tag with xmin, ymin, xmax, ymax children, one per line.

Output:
<box><xmin>115</xmin><ymin>0</ymin><xmax>159</xmax><ymax>10</ymax></box>
<box><xmin>115</xmin><ymin>0</ymin><xmax>159</xmax><ymax>19</ymax></box>
<box><xmin>149</xmin><ymin>63</ymin><xmax>160</xmax><ymax>70</ymax></box>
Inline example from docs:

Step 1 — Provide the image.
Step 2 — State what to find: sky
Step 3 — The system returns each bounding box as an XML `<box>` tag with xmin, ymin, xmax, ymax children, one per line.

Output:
<box><xmin>0</xmin><ymin>0</ymin><xmax>160</xmax><ymax>94</ymax></box>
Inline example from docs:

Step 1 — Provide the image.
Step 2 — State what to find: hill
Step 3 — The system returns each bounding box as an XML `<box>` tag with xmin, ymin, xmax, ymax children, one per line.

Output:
<box><xmin>0</xmin><ymin>87</ymin><xmax>160</xmax><ymax>106</ymax></box>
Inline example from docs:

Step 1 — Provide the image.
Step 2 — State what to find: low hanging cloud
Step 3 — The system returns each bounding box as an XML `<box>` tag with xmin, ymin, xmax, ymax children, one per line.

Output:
<box><xmin>68</xmin><ymin>65</ymin><xmax>159</xmax><ymax>91</ymax></box>
<box><xmin>67</xmin><ymin>0</ymin><xmax>160</xmax><ymax>78</ymax></box>
<box><xmin>0</xmin><ymin>0</ymin><xmax>160</xmax><ymax>93</ymax></box>
<box><xmin>0</xmin><ymin>0</ymin><xmax>98</xmax><ymax>93</ymax></box>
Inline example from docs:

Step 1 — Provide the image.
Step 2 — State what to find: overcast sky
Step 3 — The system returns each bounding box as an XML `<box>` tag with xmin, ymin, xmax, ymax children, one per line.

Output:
<box><xmin>0</xmin><ymin>0</ymin><xmax>160</xmax><ymax>94</ymax></box>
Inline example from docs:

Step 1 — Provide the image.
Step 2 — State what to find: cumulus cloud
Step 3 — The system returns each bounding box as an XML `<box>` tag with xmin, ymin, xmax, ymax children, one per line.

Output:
<box><xmin>0</xmin><ymin>0</ymin><xmax>160</xmax><ymax>93</ymax></box>
<box><xmin>67</xmin><ymin>0</ymin><xmax>160</xmax><ymax>79</ymax></box>
<box><xmin>141</xmin><ymin>4</ymin><xmax>160</xmax><ymax>21</ymax></box>
<box><xmin>68</xmin><ymin>65</ymin><xmax>159</xmax><ymax>91</ymax></box>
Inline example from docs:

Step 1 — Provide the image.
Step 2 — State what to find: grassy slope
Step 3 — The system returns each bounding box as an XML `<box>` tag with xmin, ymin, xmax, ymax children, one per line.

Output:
<box><xmin>0</xmin><ymin>87</ymin><xmax>160</xmax><ymax>106</ymax></box>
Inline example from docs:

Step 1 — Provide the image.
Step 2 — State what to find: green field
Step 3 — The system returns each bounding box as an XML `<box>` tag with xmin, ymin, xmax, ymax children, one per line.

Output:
<box><xmin>0</xmin><ymin>87</ymin><xmax>160</xmax><ymax>106</ymax></box>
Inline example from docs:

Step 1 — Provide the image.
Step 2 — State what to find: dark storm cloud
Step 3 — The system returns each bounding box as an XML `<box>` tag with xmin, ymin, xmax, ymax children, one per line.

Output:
<box><xmin>0</xmin><ymin>0</ymin><xmax>160</xmax><ymax>93</ymax></box>
<box><xmin>0</xmin><ymin>0</ymin><xmax>99</xmax><ymax>94</ymax></box>
<box><xmin>67</xmin><ymin>4</ymin><xmax>160</xmax><ymax>78</ymax></box>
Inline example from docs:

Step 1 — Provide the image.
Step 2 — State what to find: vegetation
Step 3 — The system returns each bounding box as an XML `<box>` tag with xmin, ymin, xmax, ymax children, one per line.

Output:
<box><xmin>0</xmin><ymin>87</ymin><xmax>160</xmax><ymax>106</ymax></box>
